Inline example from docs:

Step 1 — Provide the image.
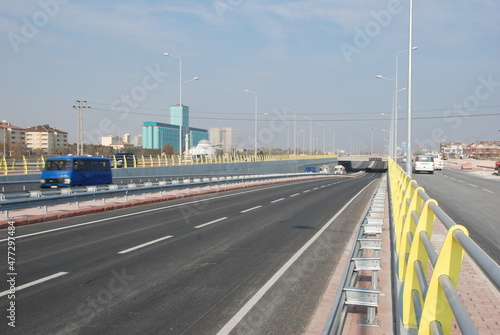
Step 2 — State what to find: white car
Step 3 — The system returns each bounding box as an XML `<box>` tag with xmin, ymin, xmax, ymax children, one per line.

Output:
<box><xmin>413</xmin><ymin>155</ymin><xmax>434</xmax><ymax>174</ymax></box>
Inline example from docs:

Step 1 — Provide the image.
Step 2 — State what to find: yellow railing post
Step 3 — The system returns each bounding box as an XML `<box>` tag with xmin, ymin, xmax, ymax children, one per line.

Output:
<box><xmin>402</xmin><ymin>199</ymin><xmax>438</xmax><ymax>328</ymax></box>
<box><xmin>23</xmin><ymin>156</ymin><xmax>28</xmax><ymax>174</ymax></box>
<box><xmin>2</xmin><ymin>156</ymin><xmax>8</xmax><ymax>175</ymax></box>
<box><xmin>418</xmin><ymin>225</ymin><xmax>469</xmax><ymax>335</ymax></box>
<box><xmin>141</xmin><ymin>155</ymin><xmax>145</xmax><ymax>167</ymax></box>
<box><xmin>398</xmin><ymin>185</ymin><xmax>425</xmax><ymax>278</ymax></box>
<box><xmin>149</xmin><ymin>155</ymin><xmax>153</xmax><ymax>167</ymax></box>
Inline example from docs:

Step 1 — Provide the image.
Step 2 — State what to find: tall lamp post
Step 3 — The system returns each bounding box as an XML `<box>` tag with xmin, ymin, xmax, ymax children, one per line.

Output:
<box><xmin>2</xmin><ymin>119</ymin><xmax>7</xmax><ymax>157</ymax></box>
<box><xmin>304</xmin><ymin>116</ymin><xmax>313</xmax><ymax>155</ymax></box>
<box><xmin>244</xmin><ymin>89</ymin><xmax>258</xmax><ymax>158</ymax></box>
<box><xmin>318</xmin><ymin>123</ymin><xmax>326</xmax><ymax>154</ymax></box>
<box><xmin>406</xmin><ymin>0</ymin><xmax>415</xmax><ymax>177</ymax></box>
<box><xmin>284</xmin><ymin>107</ymin><xmax>296</xmax><ymax>156</ymax></box>
<box><xmin>163</xmin><ymin>52</ymin><xmax>199</xmax><ymax>157</ymax></box>
<box><xmin>371</xmin><ymin>127</ymin><xmax>374</xmax><ymax>155</ymax></box>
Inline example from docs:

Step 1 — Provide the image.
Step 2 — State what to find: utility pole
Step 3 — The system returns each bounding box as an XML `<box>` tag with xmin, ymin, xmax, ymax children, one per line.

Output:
<box><xmin>73</xmin><ymin>100</ymin><xmax>90</xmax><ymax>156</ymax></box>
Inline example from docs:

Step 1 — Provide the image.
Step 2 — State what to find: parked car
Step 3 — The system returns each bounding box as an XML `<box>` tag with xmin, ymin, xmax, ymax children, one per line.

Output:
<box><xmin>413</xmin><ymin>155</ymin><xmax>434</xmax><ymax>174</ymax></box>
<box><xmin>112</xmin><ymin>152</ymin><xmax>136</xmax><ymax>168</ymax></box>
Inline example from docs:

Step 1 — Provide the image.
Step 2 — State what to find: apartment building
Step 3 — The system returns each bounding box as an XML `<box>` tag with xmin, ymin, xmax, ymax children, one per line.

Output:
<box><xmin>0</xmin><ymin>122</ymin><xmax>26</xmax><ymax>156</ymax></box>
<box><xmin>25</xmin><ymin>124</ymin><xmax>68</xmax><ymax>154</ymax></box>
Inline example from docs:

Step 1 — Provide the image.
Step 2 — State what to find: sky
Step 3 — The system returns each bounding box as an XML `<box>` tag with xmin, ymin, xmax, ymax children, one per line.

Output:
<box><xmin>1</xmin><ymin>0</ymin><xmax>499</xmax><ymax>154</ymax></box>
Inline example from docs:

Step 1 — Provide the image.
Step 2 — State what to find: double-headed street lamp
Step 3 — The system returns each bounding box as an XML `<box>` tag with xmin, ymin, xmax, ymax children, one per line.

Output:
<box><xmin>318</xmin><ymin>123</ymin><xmax>326</xmax><ymax>154</ymax></box>
<box><xmin>284</xmin><ymin>107</ymin><xmax>297</xmax><ymax>156</ymax></box>
<box><xmin>377</xmin><ymin>46</ymin><xmax>417</xmax><ymax>161</ymax></box>
<box><xmin>163</xmin><ymin>52</ymin><xmax>199</xmax><ymax>156</ymax></box>
<box><xmin>244</xmin><ymin>89</ymin><xmax>258</xmax><ymax>158</ymax></box>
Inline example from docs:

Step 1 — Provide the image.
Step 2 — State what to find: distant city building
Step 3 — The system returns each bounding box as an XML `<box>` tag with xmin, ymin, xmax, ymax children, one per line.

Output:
<box><xmin>25</xmin><ymin>124</ymin><xmax>68</xmax><ymax>154</ymax></box>
<box><xmin>463</xmin><ymin>141</ymin><xmax>500</xmax><ymax>158</ymax></box>
<box><xmin>440</xmin><ymin>142</ymin><xmax>465</xmax><ymax>158</ymax></box>
<box><xmin>0</xmin><ymin>122</ymin><xmax>25</xmax><ymax>156</ymax></box>
<box><xmin>99</xmin><ymin>135</ymin><xmax>120</xmax><ymax>146</ymax></box>
<box><xmin>209</xmin><ymin>127</ymin><xmax>234</xmax><ymax>153</ymax></box>
<box><xmin>110</xmin><ymin>141</ymin><xmax>134</xmax><ymax>152</ymax></box>
<box><xmin>142</xmin><ymin>104</ymin><xmax>208</xmax><ymax>152</ymax></box>
<box><xmin>122</xmin><ymin>133</ymin><xmax>130</xmax><ymax>144</ymax></box>
<box><xmin>132</xmin><ymin>134</ymin><xmax>142</xmax><ymax>147</ymax></box>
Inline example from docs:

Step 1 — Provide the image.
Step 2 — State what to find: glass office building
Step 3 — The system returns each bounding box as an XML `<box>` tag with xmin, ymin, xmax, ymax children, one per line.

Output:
<box><xmin>142</xmin><ymin>105</ymin><xmax>208</xmax><ymax>151</ymax></box>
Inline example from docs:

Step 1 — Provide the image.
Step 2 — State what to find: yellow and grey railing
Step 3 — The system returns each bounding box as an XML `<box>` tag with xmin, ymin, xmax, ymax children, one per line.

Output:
<box><xmin>0</xmin><ymin>154</ymin><xmax>336</xmax><ymax>174</ymax></box>
<box><xmin>387</xmin><ymin>158</ymin><xmax>500</xmax><ymax>334</ymax></box>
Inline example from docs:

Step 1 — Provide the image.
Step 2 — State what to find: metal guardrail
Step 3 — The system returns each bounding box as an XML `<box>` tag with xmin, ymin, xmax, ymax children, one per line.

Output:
<box><xmin>322</xmin><ymin>176</ymin><xmax>386</xmax><ymax>334</ymax></box>
<box><xmin>0</xmin><ymin>173</ymin><xmax>326</xmax><ymax>220</ymax></box>
<box><xmin>388</xmin><ymin>158</ymin><xmax>500</xmax><ymax>334</ymax></box>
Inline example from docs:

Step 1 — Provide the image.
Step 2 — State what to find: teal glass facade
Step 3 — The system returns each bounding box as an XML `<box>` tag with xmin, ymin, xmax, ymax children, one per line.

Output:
<box><xmin>142</xmin><ymin>104</ymin><xmax>208</xmax><ymax>151</ymax></box>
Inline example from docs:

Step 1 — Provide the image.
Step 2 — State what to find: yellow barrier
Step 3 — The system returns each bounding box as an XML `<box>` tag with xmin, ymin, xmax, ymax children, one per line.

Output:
<box><xmin>388</xmin><ymin>158</ymin><xmax>474</xmax><ymax>334</ymax></box>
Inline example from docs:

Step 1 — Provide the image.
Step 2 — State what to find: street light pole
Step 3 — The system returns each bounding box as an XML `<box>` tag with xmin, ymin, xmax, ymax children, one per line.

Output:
<box><xmin>244</xmin><ymin>90</ymin><xmax>258</xmax><ymax>158</ymax></box>
<box><xmin>406</xmin><ymin>0</ymin><xmax>414</xmax><ymax>177</ymax></box>
<box><xmin>319</xmin><ymin>123</ymin><xmax>326</xmax><ymax>154</ymax></box>
<box><xmin>284</xmin><ymin>107</ymin><xmax>296</xmax><ymax>156</ymax></box>
<box><xmin>304</xmin><ymin>117</ymin><xmax>312</xmax><ymax>155</ymax></box>
<box><xmin>163</xmin><ymin>52</ymin><xmax>199</xmax><ymax>157</ymax></box>
<box><xmin>371</xmin><ymin>128</ymin><xmax>374</xmax><ymax>155</ymax></box>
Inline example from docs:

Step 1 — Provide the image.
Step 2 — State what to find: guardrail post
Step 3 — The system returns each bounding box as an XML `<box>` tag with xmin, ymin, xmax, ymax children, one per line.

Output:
<box><xmin>418</xmin><ymin>225</ymin><xmax>469</xmax><ymax>335</ymax></box>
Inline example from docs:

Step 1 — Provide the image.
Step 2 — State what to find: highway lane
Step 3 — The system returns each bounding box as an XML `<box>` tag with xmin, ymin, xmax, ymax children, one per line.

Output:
<box><xmin>412</xmin><ymin>168</ymin><xmax>500</xmax><ymax>263</ymax></box>
<box><xmin>0</xmin><ymin>173</ymin><xmax>381</xmax><ymax>334</ymax></box>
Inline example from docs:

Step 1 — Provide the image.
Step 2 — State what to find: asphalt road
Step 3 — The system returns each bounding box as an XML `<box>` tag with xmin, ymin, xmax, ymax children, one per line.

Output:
<box><xmin>1</xmin><ymin>173</ymin><xmax>381</xmax><ymax>335</ymax></box>
<box><xmin>411</xmin><ymin>168</ymin><xmax>500</xmax><ymax>263</ymax></box>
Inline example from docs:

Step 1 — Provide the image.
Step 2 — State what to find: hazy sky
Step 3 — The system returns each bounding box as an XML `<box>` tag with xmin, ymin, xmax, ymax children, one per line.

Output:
<box><xmin>1</xmin><ymin>0</ymin><xmax>499</xmax><ymax>153</ymax></box>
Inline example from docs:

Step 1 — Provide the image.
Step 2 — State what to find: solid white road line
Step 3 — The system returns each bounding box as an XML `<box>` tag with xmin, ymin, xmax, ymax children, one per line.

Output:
<box><xmin>0</xmin><ymin>272</ymin><xmax>68</xmax><ymax>297</ymax></box>
<box><xmin>240</xmin><ymin>206</ymin><xmax>262</xmax><ymax>214</ymax></box>
<box><xmin>118</xmin><ymin>235</ymin><xmax>173</xmax><ymax>254</ymax></box>
<box><xmin>194</xmin><ymin>217</ymin><xmax>228</xmax><ymax>229</ymax></box>
<box><xmin>270</xmin><ymin>198</ymin><xmax>285</xmax><ymax>203</ymax></box>
<box><xmin>216</xmin><ymin>180</ymin><xmax>377</xmax><ymax>335</ymax></box>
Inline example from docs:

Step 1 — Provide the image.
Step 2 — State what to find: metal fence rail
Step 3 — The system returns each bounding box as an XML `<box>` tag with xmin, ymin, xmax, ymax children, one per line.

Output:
<box><xmin>0</xmin><ymin>173</ymin><xmax>325</xmax><ymax>220</ymax></box>
<box><xmin>388</xmin><ymin>158</ymin><xmax>500</xmax><ymax>334</ymax></box>
<box><xmin>322</xmin><ymin>176</ymin><xmax>386</xmax><ymax>334</ymax></box>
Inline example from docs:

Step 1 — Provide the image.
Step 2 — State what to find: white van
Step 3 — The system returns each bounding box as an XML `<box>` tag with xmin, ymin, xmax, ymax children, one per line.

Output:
<box><xmin>333</xmin><ymin>165</ymin><xmax>346</xmax><ymax>175</ymax></box>
<box><xmin>431</xmin><ymin>153</ymin><xmax>443</xmax><ymax>170</ymax></box>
